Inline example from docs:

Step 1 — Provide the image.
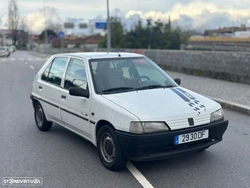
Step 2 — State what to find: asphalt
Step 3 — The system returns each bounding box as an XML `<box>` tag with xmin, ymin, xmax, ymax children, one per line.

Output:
<box><xmin>0</xmin><ymin>51</ymin><xmax>249</xmax><ymax>188</ymax></box>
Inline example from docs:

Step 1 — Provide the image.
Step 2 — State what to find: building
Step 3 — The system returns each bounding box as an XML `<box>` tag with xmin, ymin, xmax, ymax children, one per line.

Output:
<box><xmin>204</xmin><ymin>25</ymin><xmax>250</xmax><ymax>36</ymax></box>
<box><xmin>63</xmin><ymin>18</ymin><xmax>106</xmax><ymax>37</ymax></box>
<box><xmin>0</xmin><ymin>29</ymin><xmax>28</xmax><ymax>47</ymax></box>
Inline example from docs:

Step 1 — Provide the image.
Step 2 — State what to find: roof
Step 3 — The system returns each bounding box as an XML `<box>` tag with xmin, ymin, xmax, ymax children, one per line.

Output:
<box><xmin>83</xmin><ymin>35</ymin><xmax>102</xmax><ymax>44</ymax></box>
<box><xmin>54</xmin><ymin>52</ymin><xmax>144</xmax><ymax>59</ymax></box>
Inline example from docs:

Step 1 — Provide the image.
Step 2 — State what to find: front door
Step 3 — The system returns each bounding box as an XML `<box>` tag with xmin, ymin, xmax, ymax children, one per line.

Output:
<box><xmin>60</xmin><ymin>58</ymin><xmax>91</xmax><ymax>139</ymax></box>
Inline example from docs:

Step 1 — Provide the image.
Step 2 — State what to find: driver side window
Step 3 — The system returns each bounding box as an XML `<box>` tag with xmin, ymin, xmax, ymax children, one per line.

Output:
<box><xmin>64</xmin><ymin>58</ymin><xmax>88</xmax><ymax>90</ymax></box>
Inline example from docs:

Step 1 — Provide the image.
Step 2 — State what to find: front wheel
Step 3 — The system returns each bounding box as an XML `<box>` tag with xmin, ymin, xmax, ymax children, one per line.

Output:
<box><xmin>34</xmin><ymin>102</ymin><xmax>52</xmax><ymax>131</ymax></box>
<box><xmin>97</xmin><ymin>125</ymin><xmax>127</xmax><ymax>171</ymax></box>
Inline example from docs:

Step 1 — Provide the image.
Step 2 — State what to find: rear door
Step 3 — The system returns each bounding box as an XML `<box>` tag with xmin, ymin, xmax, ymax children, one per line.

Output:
<box><xmin>37</xmin><ymin>57</ymin><xmax>68</xmax><ymax>123</ymax></box>
<box><xmin>60</xmin><ymin>58</ymin><xmax>92</xmax><ymax>139</ymax></box>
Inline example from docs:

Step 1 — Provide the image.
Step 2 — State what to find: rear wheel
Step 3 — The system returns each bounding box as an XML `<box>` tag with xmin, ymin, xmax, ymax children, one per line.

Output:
<box><xmin>34</xmin><ymin>102</ymin><xmax>52</xmax><ymax>131</ymax></box>
<box><xmin>97</xmin><ymin>125</ymin><xmax>127</xmax><ymax>171</ymax></box>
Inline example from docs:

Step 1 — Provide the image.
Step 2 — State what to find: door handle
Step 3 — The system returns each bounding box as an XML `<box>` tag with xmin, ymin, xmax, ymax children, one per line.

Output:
<box><xmin>38</xmin><ymin>86</ymin><xmax>42</xmax><ymax>89</ymax></box>
<box><xmin>61</xmin><ymin>95</ymin><xmax>66</xmax><ymax>99</ymax></box>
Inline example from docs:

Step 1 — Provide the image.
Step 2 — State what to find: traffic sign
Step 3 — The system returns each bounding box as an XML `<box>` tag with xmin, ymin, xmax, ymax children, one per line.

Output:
<box><xmin>58</xmin><ymin>32</ymin><xmax>64</xmax><ymax>39</ymax></box>
<box><xmin>95</xmin><ymin>22</ymin><xmax>107</xmax><ymax>29</ymax></box>
<box><xmin>49</xmin><ymin>35</ymin><xmax>54</xmax><ymax>41</ymax></box>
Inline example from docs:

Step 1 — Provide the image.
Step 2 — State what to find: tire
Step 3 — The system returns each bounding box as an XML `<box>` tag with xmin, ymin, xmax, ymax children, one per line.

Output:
<box><xmin>97</xmin><ymin>125</ymin><xmax>127</xmax><ymax>171</ymax></box>
<box><xmin>34</xmin><ymin>102</ymin><xmax>52</xmax><ymax>131</ymax></box>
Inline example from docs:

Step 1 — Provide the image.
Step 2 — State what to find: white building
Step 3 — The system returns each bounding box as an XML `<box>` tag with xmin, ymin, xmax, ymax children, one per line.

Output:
<box><xmin>63</xmin><ymin>18</ymin><xmax>106</xmax><ymax>37</ymax></box>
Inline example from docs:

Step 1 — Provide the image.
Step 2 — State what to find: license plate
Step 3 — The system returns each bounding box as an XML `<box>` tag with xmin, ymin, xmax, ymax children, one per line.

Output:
<box><xmin>175</xmin><ymin>130</ymin><xmax>209</xmax><ymax>145</ymax></box>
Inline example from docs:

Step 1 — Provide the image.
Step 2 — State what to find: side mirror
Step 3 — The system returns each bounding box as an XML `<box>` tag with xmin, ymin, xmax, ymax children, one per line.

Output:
<box><xmin>69</xmin><ymin>87</ymin><xmax>89</xmax><ymax>98</ymax></box>
<box><xmin>174</xmin><ymin>78</ymin><xmax>181</xmax><ymax>85</ymax></box>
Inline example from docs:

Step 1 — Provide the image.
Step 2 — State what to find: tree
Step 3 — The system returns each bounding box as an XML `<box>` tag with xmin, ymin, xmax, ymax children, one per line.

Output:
<box><xmin>19</xmin><ymin>17</ymin><xmax>27</xmax><ymax>32</ymax></box>
<box><xmin>98</xmin><ymin>17</ymin><xmax>190</xmax><ymax>50</ymax></box>
<box><xmin>99</xmin><ymin>17</ymin><xmax>126</xmax><ymax>48</ymax></box>
<box><xmin>39</xmin><ymin>29</ymin><xmax>57</xmax><ymax>41</ymax></box>
<box><xmin>48</xmin><ymin>23</ymin><xmax>62</xmax><ymax>35</ymax></box>
<box><xmin>8</xmin><ymin>0</ymin><xmax>19</xmax><ymax>45</ymax></box>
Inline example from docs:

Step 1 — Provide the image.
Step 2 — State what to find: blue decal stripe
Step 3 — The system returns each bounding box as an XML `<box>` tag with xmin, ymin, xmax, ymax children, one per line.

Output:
<box><xmin>175</xmin><ymin>87</ymin><xmax>196</xmax><ymax>100</ymax></box>
<box><xmin>171</xmin><ymin>88</ymin><xmax>190</xmax><ymax>102</ymax></box>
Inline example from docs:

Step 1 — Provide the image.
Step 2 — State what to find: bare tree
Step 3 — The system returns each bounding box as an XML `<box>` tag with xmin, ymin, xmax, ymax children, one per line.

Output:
<box><xmin>48</xmin><ymin>23</ymin><xmax>62</xmax><ymax>34</ymax></box>
<box><xmin>8</xmin><ymin>0</ymin><xmax>19</xmax><ymax>45</ymax></box>
<box><xmin>19</xmin><ymin>17</ymin><xmax>27</xmax><ymax>32</ymax></box>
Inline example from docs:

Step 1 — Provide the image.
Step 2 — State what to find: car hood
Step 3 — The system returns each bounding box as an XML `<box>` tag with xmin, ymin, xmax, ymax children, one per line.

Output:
<box><xmin>102</xmin><ymin>87</ymin><xmax>221</xmax><ymax>130</ymax></box>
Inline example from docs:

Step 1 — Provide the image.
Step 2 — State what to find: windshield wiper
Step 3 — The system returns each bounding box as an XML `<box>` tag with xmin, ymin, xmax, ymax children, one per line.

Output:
<box><xmin>136</xmin><ymin>85</ymin><xmax>174</xmax><ymax>91</ymax></box>
<box><xmin>101</xmin><ymin>87</ymin><xmax>135</xmax><ymax>93</ymax></box>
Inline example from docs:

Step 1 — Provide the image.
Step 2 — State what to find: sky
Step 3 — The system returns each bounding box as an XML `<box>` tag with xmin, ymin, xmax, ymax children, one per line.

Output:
<box><xmin>1</xmin><ymin>0</ymin><xmax>250</xmax><ymax>34</ymax></box>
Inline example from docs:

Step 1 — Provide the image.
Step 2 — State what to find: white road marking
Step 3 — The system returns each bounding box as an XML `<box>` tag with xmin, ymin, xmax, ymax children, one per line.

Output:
<box><xmin>0</xmin><ymin>57</ymin><xmax>45</xmax><ymax>62</ymax></box>
<box><xmin>30</xmin><ymin>65</ymin><xmax>34</xmax><ymax>69</ymax></box>
<box><xmin>126</xmin><ymin>162</ymin><xmax>154</xmax><ymax>188</ymax></box>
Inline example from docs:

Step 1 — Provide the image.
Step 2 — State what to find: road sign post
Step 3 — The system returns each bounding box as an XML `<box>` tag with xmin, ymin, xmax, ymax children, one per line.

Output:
<box><xmin>58</xmin><ymin>32</ymin><xmax>65</xmax><ymax>52</ymax></box>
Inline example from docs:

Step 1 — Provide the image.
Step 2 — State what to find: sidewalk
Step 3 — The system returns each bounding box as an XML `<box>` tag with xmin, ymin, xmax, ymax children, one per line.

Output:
<box><xmin>167</xmin><ymin>71</ymin><xmax>250</xmax><ymax>115</ymax></box>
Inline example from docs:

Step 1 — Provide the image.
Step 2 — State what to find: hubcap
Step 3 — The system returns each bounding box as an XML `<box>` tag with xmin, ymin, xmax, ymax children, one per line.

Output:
<box><xmin>36</xmin><ymin>106</ymin><xmax>44</xmax><ymax>127</ymax></box>
<box><xmin>100</xmin><ymin>133</ymin><xmax>116</xmax><ymax>163</ymax></box>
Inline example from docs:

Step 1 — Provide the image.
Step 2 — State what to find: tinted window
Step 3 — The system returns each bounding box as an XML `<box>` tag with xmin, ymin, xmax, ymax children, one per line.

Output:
<box><xmin>64</xmin><ymin>58</ymin><xmax>88</xmax><ymax>90</ymax></box>
<box><xmin>43</xmin><ymin>57</ymin><xmax>68</xmax><ymax>86</ymax></box>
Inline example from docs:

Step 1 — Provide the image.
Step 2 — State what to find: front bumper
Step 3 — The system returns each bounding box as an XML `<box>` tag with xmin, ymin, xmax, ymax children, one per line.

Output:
<box><xmin>116</xmin><ymin>120</ymin><xmax>228</xmax><ymax>161</ymax></box>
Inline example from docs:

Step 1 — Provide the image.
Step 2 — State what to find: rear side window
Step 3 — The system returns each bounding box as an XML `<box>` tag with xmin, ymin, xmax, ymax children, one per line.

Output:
<box><xmin>41</xmin><ymin>57</ymin><xmax>68</xmax><ymax>87</ymax></box>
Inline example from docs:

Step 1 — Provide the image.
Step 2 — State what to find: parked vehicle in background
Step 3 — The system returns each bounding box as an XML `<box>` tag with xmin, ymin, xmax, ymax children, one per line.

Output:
<box><xmin>8</xmin><ymin>45</ymin><xmax>16</xmax><ymax>53</ymax></box>
<box><xmin>0</xmin><ymin>47</ymin><xmax>10</xmax><ymax>57</ymax></box>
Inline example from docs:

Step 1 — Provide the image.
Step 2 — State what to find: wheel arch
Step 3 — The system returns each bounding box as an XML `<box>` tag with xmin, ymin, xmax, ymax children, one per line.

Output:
<box><xmin>95</xmin><ymin>120</ymin><xmax>115</xmax><ymax>144</ymax></box>
<box><xmin>31</xmin><ymin>98</ymin><xmax>40</xmax><ymax>109</ymax></box>
<box><xmin>31</xmin><ymin>97</ymin><xmax>50</xmax><ymax>121</ymax></box>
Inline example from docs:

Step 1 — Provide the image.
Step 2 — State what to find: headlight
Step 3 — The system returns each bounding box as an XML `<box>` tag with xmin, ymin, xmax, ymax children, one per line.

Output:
<box><xmin>129</xmin><ymin>122</ymin><xmax>169</xmax><ymax>134</ymax></box>
<box><xmin>210</xmin><ymin>109</ymin><xmax>224</xmax><ymax>122</ymax></box>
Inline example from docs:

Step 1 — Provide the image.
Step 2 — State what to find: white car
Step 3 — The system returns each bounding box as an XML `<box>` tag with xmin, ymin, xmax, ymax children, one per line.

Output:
<box><xmin>30</xmin><ymin>52</ymin><xmax>228</xmax><ymax>170</ymax></box>
<box><xmin>8</xmin><ymin>45</ymin><xmax>16</xmax><ymax>53</ymax></box>
<box><xmin>0</xmin><ymin>47</ymin><xmax>10</xmax><ymax>57</ymax></box>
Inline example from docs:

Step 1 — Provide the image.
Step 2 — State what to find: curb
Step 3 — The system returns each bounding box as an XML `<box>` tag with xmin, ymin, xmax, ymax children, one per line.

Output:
<box><xmin>210</xmin><ymin>97</ymin><xmax>250</xmax><ymax>116</ymax></box>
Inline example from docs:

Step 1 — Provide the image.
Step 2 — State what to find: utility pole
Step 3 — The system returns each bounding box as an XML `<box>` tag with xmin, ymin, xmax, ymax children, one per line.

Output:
<box><xmin>107</xmin><ymin>0</ymin><xmax>111</xmax><ymax>52</ymax></box>
<box><xmin>44</xmin><ymin>0</ymin><xmax>48</xmax><ymax>54</ymax></box>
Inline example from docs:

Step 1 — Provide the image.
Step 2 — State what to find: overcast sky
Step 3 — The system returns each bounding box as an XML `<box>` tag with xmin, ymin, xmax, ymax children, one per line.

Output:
<box><xmin>1</xmin><ymin>0</ymin><xmax>250</xmax><ymax>34</ymax></box>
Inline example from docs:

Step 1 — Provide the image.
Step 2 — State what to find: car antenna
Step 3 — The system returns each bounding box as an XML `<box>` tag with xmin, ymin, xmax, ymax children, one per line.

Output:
<box><xmin>117</xmin><ymin>52</ymin><xmax>121</xmax><ymax>57</ymax></box>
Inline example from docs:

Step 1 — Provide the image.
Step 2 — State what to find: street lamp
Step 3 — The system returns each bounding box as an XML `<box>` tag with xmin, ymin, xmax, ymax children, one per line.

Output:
<box><xmin>44</xmin><ymin>0</ymin><xmax>48</xmax><ymax>54</ymax></box>
<box><xmin>107</xmin><ymin>0</ymin><xmax>111</xmax><ymax>52</ymax></box>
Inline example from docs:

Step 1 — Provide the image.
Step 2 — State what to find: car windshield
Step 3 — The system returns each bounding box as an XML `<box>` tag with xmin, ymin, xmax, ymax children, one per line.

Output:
<box><xmin>89</xmin><ymin>57</ymin><xmax>177</xmax><ymax>94</ymax></box>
